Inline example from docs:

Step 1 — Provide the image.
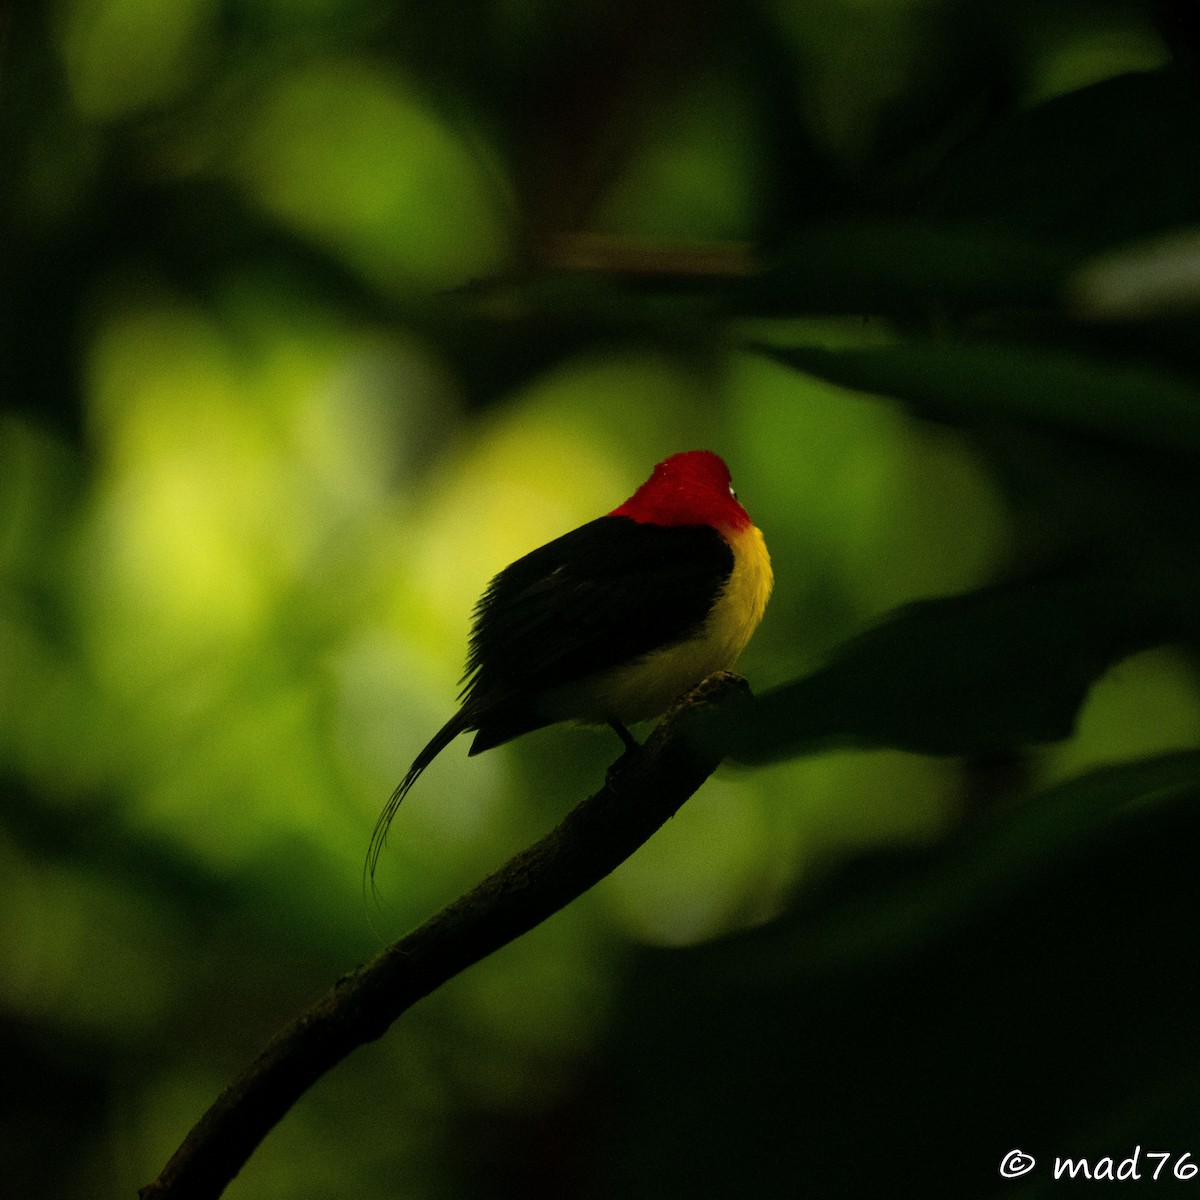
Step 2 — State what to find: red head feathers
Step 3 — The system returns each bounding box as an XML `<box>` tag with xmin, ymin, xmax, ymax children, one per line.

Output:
<box><xmin>609</xmin><ymin>450</ymin><xmax>752</xmax><ymax>533</ymax></box>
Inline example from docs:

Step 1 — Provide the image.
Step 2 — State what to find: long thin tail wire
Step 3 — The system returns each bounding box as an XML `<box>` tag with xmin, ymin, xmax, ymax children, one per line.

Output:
<box><xmin>364</xmin><ymin>710</ymin><xmax>471</xmax><ymax>895</ymax></box>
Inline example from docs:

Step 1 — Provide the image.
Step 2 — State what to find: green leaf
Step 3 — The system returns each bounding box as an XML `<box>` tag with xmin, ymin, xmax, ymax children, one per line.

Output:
<box><xmin>753</xmin><ymin>340</ymin><xmax>1200</xmax><ymax>454</ymax></box>
<box><xmin>717</xmin><ymin>749</ymin><xmax>1200</xmax><ymax>975</ymax></box>
<box><xmin>713</xmin><ymin>574</ymin><xmax>1178</xmax><ymax>763</ymax></box>
<box><xmin>737</xmin><ymin>220</ymin><xmax>1080</xmax><ymax>315</ymax></box>
<box><xmin>926</xmin><ymin>69</ymin><xmax>1200</xmax><ymax>248</ymax></box>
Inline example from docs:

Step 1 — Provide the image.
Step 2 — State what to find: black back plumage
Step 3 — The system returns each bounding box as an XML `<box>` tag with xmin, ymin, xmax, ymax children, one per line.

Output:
<box><xmin>461</xmin><ymin>515</ymin><xmax>733</xmax><ymax>726</ymax></box>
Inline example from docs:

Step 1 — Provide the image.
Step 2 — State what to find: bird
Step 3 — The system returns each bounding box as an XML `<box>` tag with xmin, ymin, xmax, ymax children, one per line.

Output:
<box><xmin>367</xmin><ymin>449</ymin><xmax>772</xmax><ymax>877</ymax></box>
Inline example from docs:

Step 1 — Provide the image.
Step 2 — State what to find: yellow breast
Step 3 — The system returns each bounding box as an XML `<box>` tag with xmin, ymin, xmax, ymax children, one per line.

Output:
<box><xmin>546</xmin><ymin>522</ymin><xmax>773</xmax><ymax>725</ymax></box>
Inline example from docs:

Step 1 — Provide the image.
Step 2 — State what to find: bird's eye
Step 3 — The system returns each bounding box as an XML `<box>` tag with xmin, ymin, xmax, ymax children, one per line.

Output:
<box><xmin>729</xmin><ymin>484</ymin><xmax>738</xmax><ymax>500</ymax></box>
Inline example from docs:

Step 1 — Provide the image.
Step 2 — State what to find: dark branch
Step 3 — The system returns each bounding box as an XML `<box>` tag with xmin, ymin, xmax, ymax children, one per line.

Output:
<box><xmin>139</xmin><ymin>671</ymin><xmax>751</xmax><ymax>1200</ymax></box>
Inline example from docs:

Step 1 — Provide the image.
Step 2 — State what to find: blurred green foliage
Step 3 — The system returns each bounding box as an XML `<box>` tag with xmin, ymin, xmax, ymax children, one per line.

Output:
<box><xmin>2</xmin><ymin>1</ymin><xmax>1200</xmax><ymax>1197</ymax></box>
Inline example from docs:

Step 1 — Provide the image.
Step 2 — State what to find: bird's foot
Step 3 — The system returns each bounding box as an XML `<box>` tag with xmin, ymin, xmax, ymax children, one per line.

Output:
<box><xmin>605</xmin><ymin>719</ymin><xmax>642</xmax><ymax>785</ymax></box>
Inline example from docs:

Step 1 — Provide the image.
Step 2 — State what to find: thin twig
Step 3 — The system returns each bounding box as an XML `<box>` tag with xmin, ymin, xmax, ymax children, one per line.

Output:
<box><xmin>139</xmin><ymin>671</ymin><xmax>750</xmax><ymax>1200</ymax></box>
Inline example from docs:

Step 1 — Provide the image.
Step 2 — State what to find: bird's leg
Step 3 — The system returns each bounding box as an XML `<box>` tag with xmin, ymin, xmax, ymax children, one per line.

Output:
<box><xmin>609</xmin><ymin>719</ymin><xmax>640</xmax><ymax>753</ymax></box>
<box><xmin>605</xmin><ymin>719</ymin><xmax>642</xmax><ymax>784</ymax></box>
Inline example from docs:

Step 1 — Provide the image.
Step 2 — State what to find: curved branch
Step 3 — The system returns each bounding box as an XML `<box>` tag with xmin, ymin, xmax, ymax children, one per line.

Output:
<box><xmin>139</xmin><ymin>671</ymin><xmax>751</xmax><ymax>1200</ymax></box>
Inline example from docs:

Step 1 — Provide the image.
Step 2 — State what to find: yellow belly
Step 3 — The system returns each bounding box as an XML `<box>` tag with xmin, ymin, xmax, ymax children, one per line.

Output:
<box><xmin>544</xmin><ymin>522</ymin><xmax>773</xmax><ymax>725</ymax></box>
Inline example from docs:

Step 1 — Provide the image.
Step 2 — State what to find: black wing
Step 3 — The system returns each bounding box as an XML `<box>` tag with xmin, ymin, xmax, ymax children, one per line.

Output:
<box><xmin>462</xmin><ymin>515</ymin><xmax>733</xmax><ymax>711</ymax></box>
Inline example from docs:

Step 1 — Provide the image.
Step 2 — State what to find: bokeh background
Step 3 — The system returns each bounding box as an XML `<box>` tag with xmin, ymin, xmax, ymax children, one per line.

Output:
<box><xmin>4</xmin><ymin>1</ymin><xmax>1200</xmax><ymax>1197</ymax></box>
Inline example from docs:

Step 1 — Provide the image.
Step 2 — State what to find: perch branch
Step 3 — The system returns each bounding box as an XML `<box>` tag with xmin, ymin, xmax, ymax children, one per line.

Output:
<box><xmin>140</xmin><ymin>671</ymin><xmax>750</xmax><ymax>1200</ymax></box>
